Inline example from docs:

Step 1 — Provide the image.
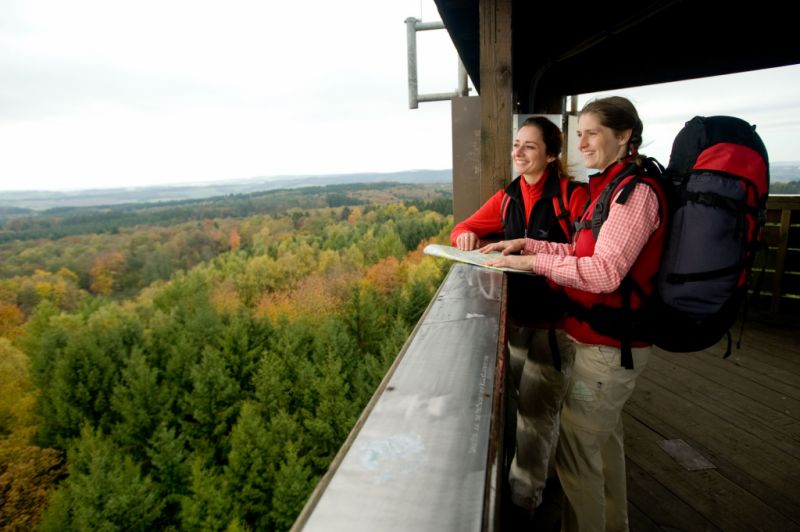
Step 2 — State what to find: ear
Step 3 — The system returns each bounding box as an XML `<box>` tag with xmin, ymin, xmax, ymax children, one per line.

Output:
<box><xmin>617</xmin><ymin>129</ymin><xmax>632</xmax><ymax>147</ymax></box>
<box><xmin>546</xmin><ymin>155</ymin><xmax>557</xmax><ymax>164</ymax></box>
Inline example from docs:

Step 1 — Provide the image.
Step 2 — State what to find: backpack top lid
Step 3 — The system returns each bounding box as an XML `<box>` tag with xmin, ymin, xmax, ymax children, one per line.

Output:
<box><xmin>666</xmin><ymin>115</ymin><xmax>770</xmax><ymax>198</ymax></box>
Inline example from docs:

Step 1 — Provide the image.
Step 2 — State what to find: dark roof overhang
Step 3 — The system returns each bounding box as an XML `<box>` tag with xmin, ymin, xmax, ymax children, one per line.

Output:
<box><xmin>434</xmin><ymin>0</ymin><xmax>800</xmax><ymax>111</ymax></box>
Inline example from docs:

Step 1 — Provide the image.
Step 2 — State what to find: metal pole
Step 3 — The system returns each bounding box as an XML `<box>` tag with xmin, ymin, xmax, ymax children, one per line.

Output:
<box><xmin>458</xmin><ymin>59</ymin><xmax>468</xmax><ymax>96</ymax></box>
<box><xmin>406</xmin><ymin>18</ymin><xmax>466</xmax><ymax>109</ymax></box>
<box><xmin>405</xmin><ymin>17</ymin><xmax>419</xmax><ymax>109</ymax></box>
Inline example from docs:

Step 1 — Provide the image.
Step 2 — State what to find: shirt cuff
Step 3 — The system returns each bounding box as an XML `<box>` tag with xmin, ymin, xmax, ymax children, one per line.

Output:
<box><xmin>523</xmin><ymin>239</ymin><xmax>540</xmax><ymax>254</ymax></box>
<box><xmin>531</xmin><ymin>252</ymin><xmax>555</xmax><ymax>276</ymax></box>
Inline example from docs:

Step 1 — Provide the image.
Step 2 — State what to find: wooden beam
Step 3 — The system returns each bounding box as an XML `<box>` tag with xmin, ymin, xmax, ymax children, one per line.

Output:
<box><xmin>479</xmin><ymin>0</ymin><xmax>513</xmax><ymax>203</ymax></box>
<box><xmin>451</xmin><ymin>96</ymin><xmax>482</xmax><ymax>224</ymax></box>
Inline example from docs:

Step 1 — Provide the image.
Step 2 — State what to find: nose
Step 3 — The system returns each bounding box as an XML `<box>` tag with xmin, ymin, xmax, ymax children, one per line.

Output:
<box><xmin>578</xmin><ymin>135</ymin><xmax>588</xmax><ymax>150</ymax></box>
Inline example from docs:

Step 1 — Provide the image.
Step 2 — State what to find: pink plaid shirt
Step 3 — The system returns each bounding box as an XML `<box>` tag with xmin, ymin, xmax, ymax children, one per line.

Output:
<box><xmin>523</xmin><ymin>182</ymin><xmax>660</xmax><ymax>293</ymax></box>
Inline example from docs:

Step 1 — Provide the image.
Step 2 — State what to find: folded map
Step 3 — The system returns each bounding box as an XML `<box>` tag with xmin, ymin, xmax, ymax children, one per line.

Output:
<box><xmin>423</xmin><ymin>244</ymin><xmax>535</xmax><ymax>275</ymax></box>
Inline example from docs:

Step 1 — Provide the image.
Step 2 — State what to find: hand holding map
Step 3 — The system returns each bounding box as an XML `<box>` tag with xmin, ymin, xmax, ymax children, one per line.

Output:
<box><xmin>423</xmin><ymin>244</ymin><xmax>535</xmax><ymax>275</ymax></box>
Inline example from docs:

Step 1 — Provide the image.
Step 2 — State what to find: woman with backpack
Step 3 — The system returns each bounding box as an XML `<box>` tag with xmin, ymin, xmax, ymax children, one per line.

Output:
<box><xmin>484</xmin><ymin>96</ymin><xmax>667</xmax><ymax>531</ymax></box>
<box><xmin>451</xmin><ymin>116</ymin><xmax>588</xmax><ymax>518</ymax></box>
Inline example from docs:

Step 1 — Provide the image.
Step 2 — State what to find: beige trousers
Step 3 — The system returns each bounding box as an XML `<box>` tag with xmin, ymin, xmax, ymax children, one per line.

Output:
<box><xmin>556</xmin><ymin>342</ymin><xmax>650</xmax><ymax>532</ymax></box>
<box><xmin>507</xmin><ymin>324</ymin><xmax>575</xmax><ymax>511</ymax></box>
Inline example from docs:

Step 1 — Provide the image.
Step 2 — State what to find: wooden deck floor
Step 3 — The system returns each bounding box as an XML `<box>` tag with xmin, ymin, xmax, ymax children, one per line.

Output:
<box><xmin>625</xmin><ymin>316</ymin><xmax>800</xmax><ymax>531</ymax></box>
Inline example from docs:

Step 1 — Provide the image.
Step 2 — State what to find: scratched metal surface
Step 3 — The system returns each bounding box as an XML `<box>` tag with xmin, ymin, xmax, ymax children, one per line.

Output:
<box><xmin>301</xmin><ymin>264</ymin><xmax>503</xmax><ymax>531</ymax></box>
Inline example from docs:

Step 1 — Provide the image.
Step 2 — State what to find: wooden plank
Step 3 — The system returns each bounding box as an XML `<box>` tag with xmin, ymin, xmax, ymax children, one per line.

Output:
<box><xmin>478</xmin><ymin>0</ymin><xmax>513</xmax><ymax>203</ymax></box>
<box><xmin>726</xmin><ymin>331</ymin><xmax>800</xmax><ymax>368</ymax></box>
<box><xmin>764</xmin><ymin>210</ymin><xmax>800</xmax><ymax>226</ymax></box>
<box><xmin>623</xmin><ymin>411</ymin><xmax>800</xmax><ymax>529</ymax></box>
<box><xmin>643</xmin><ymin>354</ymin><xmax>800</xmax><ymax>453</ymax></box>
<box><xmin>626</xmin><ymin>457</ymin><xmax>720</xmax><ymax>531</ymax></box>
<box><xmin>750</xmin><ymin>293</ymin><xmax>800</xmax><ymax>315</ymax></box>
<box><xmin>626</xmin><ymin>503</ymin><xmax>662</xmax><ymax>532</ymax></box>
<box><xmin>625</xmin><ymin>401</ymin><xmax>800</xmax><ymax>527</ymax></box>
<box><xmin>763</xmin><ymin>224</ymin><xmax>800</xmax><ymax>247</ymax></box>
<box><xmin>752</xmin><ymin>246</ymin><xmax>800</xmax><ymax>271</ymax></box>
<box><xmin>747</xmin><ymin>271</ymin><xmax>800</xmax><ymax>296</ymax></box>
<box><xmin>701</xmin><ymin>340</ymin><xmax>800</xmax><ymax>389</ymax></box>
<box><xmin>773</xmin><ymin>206</ymin><xmax>794</xmax><ymax>311</ymax></box>
<box><xmin>702</xmin><ymin>322</ymin><xmax>800</xmax><ymax>368</ymax></box>
<box><xmin>674</xmin><ymin>344</ymin><xmax>800</xmax><ymax>406</ymax></box>
<box><xmin>766</xmin><ymin>195</ymin><xmax>800</xmax><ymax>211</ymax></box>
<box><xmin>626</xmin><ymin>376</ymin><xmax>800</xmax><ymax>514</ymax></box>
<box><xmin>737</xmin><ymin>320</ymin><xmax>800</xmax><ymax>353</ymax></box>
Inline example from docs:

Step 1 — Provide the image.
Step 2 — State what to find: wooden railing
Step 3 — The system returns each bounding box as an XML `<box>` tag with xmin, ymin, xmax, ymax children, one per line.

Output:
<box><xmin>292</xmin><ymin>194</ymin><xmax>798</xmax><ymax>532</ymax></box>
<box><xmin>759</xmin><ymin>195</ymin><xmax>800</xmax><ymax>313</ymax></box>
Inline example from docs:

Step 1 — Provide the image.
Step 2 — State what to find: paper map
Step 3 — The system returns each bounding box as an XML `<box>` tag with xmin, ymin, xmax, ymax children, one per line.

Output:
<box><xmin>423</xmin><ymin>244</ymin><xmax>535</xmax><ymax>275</ymax></box>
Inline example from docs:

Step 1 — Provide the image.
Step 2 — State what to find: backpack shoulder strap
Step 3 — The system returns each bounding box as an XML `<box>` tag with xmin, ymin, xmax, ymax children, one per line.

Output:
<box><xmin>500</xmin><ymin>193</ymin><xmax>511</xmax><ymax>226</ymax></box>
<box><xmin>589</xmin><ymin>160</ymin><xmax>666</xmax><ymax>240</ymax></box>
<box><xmin>552</xmin><ymin>179</ymin><xmax>579</xmax><ymax>241</ymax></box>
<box><xmin>589</xmin><ymin>163</ymin><xmax>638</xmax><ymax>240</ymax></box>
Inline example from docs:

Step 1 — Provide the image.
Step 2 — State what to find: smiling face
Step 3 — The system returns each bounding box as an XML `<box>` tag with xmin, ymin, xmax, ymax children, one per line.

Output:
<box><xmin>576</xmin><ymin>112</ymin><xmax>632</xmax><ymax>170</ymax></box>
<box><xmin>511</xmin><ymin>125</ymin><xmax>556</xmax><ymax>183</ymax></box>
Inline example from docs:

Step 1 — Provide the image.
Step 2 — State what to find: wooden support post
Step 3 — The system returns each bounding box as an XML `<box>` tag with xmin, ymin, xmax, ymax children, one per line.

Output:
<box><xmin>452</xmin><ymin>96</ymin><xmax>482</xmax><ymax>224</ymax></box>
<box><xmin>479</xmin><ymin>0</ymin><xmax>513</xmax><ymax>203</ymax></box>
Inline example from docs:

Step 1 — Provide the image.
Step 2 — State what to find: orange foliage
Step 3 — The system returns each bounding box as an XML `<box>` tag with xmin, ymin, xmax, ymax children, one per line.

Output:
<box><xmin>363</xmin><ymin>257</ymin><xmax>405</xmax><ymax>296</ymax></box>
<box><xmin>255</xmin><ymin>272</ymin><xmax>357</xmax><ymax>322</ymax></box>
<box><xmin>0</xmin><ymin>304</ymin><xmax>24</xmax><ymax>340</ymax></box>
<box><xmin>89</xmin><ymin>251</ymin><xmax>126</xmax><ymax>295</ymax></box>
<box><xmin>210</xmin><ymin>279</ymin><xmax>242</xmax><ymax>315</ymax></box>
<box><xmin>405</xmin><ymin>242</ymin><xmax>428</xmax><ymax>263</ymax></box>
<box><xmin>346</xmin><ymin>207</ymin><xmax>362</xmax><ymax>225</ymax></box>
<box><xmin>0</xmin><ymin>442</ymin><xmax>65</xmax><ymax>531</ymax></box>
<box><xmin>229</xmin><ymin>229</ymin><xmax>241</xmax><ymax>251</ymax></box>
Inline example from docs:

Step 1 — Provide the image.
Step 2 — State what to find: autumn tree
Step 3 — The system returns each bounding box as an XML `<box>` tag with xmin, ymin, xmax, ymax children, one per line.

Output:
<box><xmin>89</xmin><ymin>251</ymin><xmax>126</xmax><ymax>295</ymax></box>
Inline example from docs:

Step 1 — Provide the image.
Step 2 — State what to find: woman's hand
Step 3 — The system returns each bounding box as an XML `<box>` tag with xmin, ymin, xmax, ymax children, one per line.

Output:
<box><xmin>484</xmin><ymin>253</ymin><xmax>535</xmax><ymax>271</ymax></box>
<box><xmin>455</xmin><ymin>231</ymin><xmax>479</xmax><ymax>251</ymax></box>
<box><xmin>479</xmin><ymin>238</ymin><xmax>526</xmax><ymax>255</ymax></box>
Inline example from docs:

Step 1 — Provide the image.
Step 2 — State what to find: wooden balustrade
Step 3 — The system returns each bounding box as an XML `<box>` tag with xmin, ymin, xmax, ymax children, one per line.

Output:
<box><xmin>760</xmin><ymin>195</ymin><xmax>800</xmax><ymax>313</ymax></box>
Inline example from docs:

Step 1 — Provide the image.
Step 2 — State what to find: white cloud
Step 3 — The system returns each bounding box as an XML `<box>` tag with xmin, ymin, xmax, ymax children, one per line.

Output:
<box><xmin>578</xmin><ymin>65</ymin><xmax>800</xmax><ymax>164</ymax></box>
<box><xmin>0</xmin><ymin>0</ymin><xmax>464</xmax><ymax>190</ymax></box>
<box><xmin>0</xmin><ymin>0</ymin><xmax>797</xmax><ymax>191</ymax></box>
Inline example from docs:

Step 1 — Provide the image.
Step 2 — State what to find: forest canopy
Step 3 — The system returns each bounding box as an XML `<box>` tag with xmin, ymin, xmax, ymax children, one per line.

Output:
<box><xmin>0</xmin><ymin>182</ymin><xmax>454</xmax><ymax>531</ymax></box>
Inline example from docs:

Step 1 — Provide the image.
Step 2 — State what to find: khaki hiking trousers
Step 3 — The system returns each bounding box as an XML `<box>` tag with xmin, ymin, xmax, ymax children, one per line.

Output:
<box><xmin>557</xmin><ymin>342</ymin><xmax>650</xmax><ymax>532</ymax></box>
<box><xmin>507</xmin><ymin>324</ymin><xmax>575</xmax><ymax>511</ymax></box>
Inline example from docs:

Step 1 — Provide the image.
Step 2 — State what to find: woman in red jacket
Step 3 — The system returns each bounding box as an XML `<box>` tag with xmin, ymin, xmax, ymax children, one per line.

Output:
<box><xmin>484</xmin><ymin>97</ymin><xmax>666</xmax><ymax>531</ymax></box>
<box><xmin>451</xmin><ymin>116</ymin><xmax>587</xmax><ymax>516</ymax></box>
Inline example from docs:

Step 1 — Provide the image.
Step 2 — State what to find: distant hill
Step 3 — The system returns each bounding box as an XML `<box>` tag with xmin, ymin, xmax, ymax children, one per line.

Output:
<box><xmin>2</xmin><ymin>162</ymin><xmax>796</xmax><ymax>213</ymax></box>
<box><xmin>0</xmin><ymin>181</ymin><xmax>453</xmax><ymax>243</ymax></box>
<box><xmin>0</xmin><ymin>169</ymin><xmax>452</xmax><ymax>211</ymax></box>
<box><xmin>771</xmin><ymin>161</ymin><xmax>800</xmax><ymax>183</ymax></box>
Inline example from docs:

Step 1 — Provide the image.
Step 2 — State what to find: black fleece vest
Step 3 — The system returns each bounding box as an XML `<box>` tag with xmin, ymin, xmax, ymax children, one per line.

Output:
<box><xmin>502</xmin><ymin>172</ymin><xmax>574</xmax><ymax>325</ymax></box>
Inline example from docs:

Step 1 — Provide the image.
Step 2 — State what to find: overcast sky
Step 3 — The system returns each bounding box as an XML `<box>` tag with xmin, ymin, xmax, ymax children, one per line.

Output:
<box><xmin>1</xmin><ymin>0</ymin><xmax>798</xmax><ymax>192</ymax></box>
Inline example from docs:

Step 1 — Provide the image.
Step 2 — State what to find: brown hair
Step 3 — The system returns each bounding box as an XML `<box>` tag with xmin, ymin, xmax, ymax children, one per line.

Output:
<box><xmin>579</xmin><ymin>96</ymin><xmax>644</xmax><ymax>163</ymax></box>
<box><xmin>519</xmin><ymin>116</ymin><xmax>572</xmax><ymax>180</ymax></box>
